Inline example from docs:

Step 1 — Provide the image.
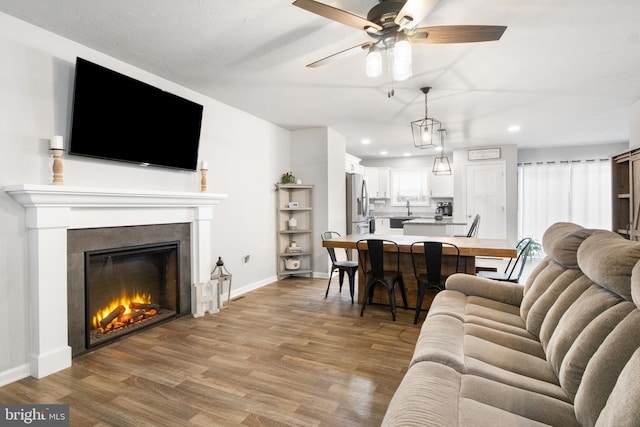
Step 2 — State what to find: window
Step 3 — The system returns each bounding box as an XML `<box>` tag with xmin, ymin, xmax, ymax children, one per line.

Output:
<box><xmin>390</xmin><ymin>168</ymin><xmax>430</xmax><ymax>206</ymax></box>
<box><xmin>518</xmin><ymin>159</ymin><xmax>611</xmax><ymax>242</ymax></box>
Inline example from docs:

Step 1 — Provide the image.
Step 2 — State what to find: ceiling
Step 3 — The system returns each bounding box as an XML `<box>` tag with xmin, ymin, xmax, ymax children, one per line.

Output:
<box><xmin>1</xmin><ymin>0</ymin><xmax>639</xmax><ymax>159</ymax></box>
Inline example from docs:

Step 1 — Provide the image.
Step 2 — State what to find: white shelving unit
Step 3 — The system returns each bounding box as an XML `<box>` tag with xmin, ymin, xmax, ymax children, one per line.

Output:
<box><xmin>276</xmin><ymin>184</ymin><xmax>314</xmax><ymax>279</ymax></box>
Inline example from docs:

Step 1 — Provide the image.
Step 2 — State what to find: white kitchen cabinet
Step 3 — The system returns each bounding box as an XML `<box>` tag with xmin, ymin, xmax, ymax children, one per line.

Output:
<box><xmin>345</xmin><ymin>153</ymin><xmax>364</xmax><ymax>174</ymax></box>
<box><xmin>365</xmin><ymin>167</ymin><xmax>390</xmax><ymax>198</ymax></box>
<box><xmin>430</xmin><ymin>169</ymin><xmax>454</xmax><ymax>198</ymax></box>
<box><xmin>374</xmin><ymin>217</ymin><xmax>390</xmax><ymax>235</ymax></box>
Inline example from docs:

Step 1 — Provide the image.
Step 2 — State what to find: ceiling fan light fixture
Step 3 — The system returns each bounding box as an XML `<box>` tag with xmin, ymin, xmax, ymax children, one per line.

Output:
<box><xmin>392</xmin><ymin>34</ymin><xmax>412</xmax><ymax>81</ymax></box>
<box><xmin>366</xmin><ymin>45</ymin><xmax>382</xmax><ymax>77</ymax></box>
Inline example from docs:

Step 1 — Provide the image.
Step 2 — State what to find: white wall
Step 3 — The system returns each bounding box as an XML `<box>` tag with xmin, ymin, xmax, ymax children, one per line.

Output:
<box><xmin>291</xmin><ymin>127</ymin><xmax>347</xmax><ymax>277</ymax></box>
<box><xmin>630</xmin><ymin>99</ymin><xmax>640</xmax><ymax>148</ymax></box>
<box><xmin>0</xmin><ymin>12</ymin><xmax>291</xmax><ymax>385</ymax></box>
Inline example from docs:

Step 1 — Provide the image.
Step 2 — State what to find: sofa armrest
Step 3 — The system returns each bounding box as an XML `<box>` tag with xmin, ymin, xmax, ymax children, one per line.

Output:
<box><xmin>445</xmin><ymin>273</ymin><xmax>524</xmax><ymax>306</ymax></box>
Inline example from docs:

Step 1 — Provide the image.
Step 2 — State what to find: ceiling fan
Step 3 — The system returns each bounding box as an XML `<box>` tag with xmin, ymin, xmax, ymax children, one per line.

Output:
<box><xmin>293</xmin><ymin>0</ymin><xmax>507</xmax><ymax>81</ymax></box>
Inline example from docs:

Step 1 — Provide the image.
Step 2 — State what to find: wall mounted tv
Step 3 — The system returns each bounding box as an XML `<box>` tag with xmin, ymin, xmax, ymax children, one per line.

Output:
<box><xmin>69</xmin><ymin>57</ymin><xmax>204</xmax><ymax>171</ymax></box>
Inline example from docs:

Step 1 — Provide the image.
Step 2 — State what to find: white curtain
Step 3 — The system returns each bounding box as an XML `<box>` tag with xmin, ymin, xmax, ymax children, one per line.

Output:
<box><xmin>518</xmin><ymin>160</ymin><xmax>611</xmax><ymax>242</ymax></box>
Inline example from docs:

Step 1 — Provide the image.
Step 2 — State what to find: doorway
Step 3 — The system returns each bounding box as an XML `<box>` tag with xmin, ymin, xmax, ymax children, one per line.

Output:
<box><xmin>465</xmin><ymin>162</ymin><xmax>506</xmax><ymax>239</ymax></box>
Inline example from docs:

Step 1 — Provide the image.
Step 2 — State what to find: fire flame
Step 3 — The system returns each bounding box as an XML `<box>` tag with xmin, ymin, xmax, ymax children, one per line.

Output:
<box><xmin>92</xmin><ymin>290</ymin><xmax>152</xmax><ymax>329</ymax></box>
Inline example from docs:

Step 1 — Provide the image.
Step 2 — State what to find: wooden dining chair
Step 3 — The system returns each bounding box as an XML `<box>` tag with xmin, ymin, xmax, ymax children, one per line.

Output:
<box><xmin>356</xmin><ymin>239</ymin><xmax>408</xmax><ymax>321</ymax></box>
<box><xmin>410</xmin><ymin>241</ymin><xmax>460</xmax><ymax>324</ymax></box>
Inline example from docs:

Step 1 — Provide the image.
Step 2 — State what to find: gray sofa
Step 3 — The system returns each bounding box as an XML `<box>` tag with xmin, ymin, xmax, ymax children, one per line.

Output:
<box><xmin>382</xmin><ymin>222</ymin><xmax>640</xmax><ymax>426</ymax></box>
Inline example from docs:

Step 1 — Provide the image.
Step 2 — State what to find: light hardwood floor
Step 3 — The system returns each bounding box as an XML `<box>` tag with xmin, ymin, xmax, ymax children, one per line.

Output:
<box><xmin>0</xmin><ymin>278</ymin><xmax>421</xmax><ymax>426</ymax></box>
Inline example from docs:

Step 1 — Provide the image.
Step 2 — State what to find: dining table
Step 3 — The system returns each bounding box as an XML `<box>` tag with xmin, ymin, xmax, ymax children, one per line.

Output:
<box><xmin>322</xmin><ymin>233</ymin><xmax>517</xmax><ymax>310</ymax></box>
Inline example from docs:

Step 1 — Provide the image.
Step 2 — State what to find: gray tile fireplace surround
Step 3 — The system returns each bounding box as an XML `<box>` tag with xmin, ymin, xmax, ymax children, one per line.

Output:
<box><xmin>67</xmin><ymin>223</ymin><xmax>192</xmax><ymax>356</ymax></box>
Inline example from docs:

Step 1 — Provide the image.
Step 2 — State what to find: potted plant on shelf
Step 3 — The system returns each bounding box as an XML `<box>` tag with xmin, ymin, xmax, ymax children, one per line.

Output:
<box><xmin>281</xmin><ymin>171</ymin><xmax>296</xmax><ymax>184</ymax></box>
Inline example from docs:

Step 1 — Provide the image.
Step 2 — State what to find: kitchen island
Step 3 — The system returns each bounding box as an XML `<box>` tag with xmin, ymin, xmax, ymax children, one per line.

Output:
<box><xmin>322</xmin><ymin>233</ymin><xmax>516</xmax><ymax>310</ymax></box>
<box><xmin>402</xmin><ymin>217</ymin><xmax>468</xmax><ymax>237</ymax></box>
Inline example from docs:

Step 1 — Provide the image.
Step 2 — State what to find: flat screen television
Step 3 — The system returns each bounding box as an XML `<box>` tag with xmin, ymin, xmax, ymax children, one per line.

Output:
<box><xmin>69</xmin><ymin>57</ymin><xmax>203</xmax><ymax>171</ymax></box>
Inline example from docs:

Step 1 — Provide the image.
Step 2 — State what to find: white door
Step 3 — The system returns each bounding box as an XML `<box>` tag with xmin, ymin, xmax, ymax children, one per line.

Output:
<box><xmin>466</xmin><ymin>162</ymin><xmax>506</xmax><ymax>239</ymax></box>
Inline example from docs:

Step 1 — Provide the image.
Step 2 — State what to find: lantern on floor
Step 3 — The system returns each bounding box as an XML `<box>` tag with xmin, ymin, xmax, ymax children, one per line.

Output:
<box><xmin>210</xmin><ymin>256</ymin><xmax>233</xmax><ymax>309</ymax></box>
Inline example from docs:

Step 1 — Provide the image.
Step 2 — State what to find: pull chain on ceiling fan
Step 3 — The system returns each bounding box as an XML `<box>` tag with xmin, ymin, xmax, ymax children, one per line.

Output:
<box><xmin>293</xmin><ymin>0</ymin><xmax>506</xmax><ymax>82</ymax></box>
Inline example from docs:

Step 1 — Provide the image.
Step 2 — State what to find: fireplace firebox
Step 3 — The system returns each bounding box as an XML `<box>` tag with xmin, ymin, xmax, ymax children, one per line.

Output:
<box><xmin>85</xmin><ymin>242</ymin><xmax>180</xmax><ymax>348</ymax></box>
<box><xmin>67</xmin><ymin>223</ymin><xmax>193</xmax><ymax>356</ymax></box>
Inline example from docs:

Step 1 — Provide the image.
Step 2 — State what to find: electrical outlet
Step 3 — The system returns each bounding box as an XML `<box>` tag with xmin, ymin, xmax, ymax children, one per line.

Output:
<box><xmin>242</xmin><ymin>255</ymin><xmax>250</xmax><ymax>265</ymax></box>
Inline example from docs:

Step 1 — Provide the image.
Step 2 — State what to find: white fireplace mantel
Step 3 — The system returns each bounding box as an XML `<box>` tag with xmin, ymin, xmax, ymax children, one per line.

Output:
<box><xmin>4</xmin><ymin>184</ymin><xmax>227</xmax><ymax>379</ymax></box>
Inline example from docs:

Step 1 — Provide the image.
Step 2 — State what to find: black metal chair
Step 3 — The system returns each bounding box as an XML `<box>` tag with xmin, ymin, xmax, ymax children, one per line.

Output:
<box><xmin>410</xmin><ymin>241</ymin><xmax>460</xmax><ymax>324</ymax></box>
<box><xmin>466</xmin><ymin>214</ymin><xmax>480</xmax><ymax>237</ymax></box>
<box><xmin>356</xmin><ymin>239</ymin><xmax>408</xmax><ymax>321</ymax></box>
<box><xmin>454</xmin><ymin>214</ymin><xmax>480</xmax><ymax>238</ymax></box>
<box><xmin>321</xmin><ymin>231</ymin><xmax>358</xmax><ymax>303</ymax></box>
<box><xmin>477</xmin><ymin>237</ymin><xmax>533</xmax><ymax>283</ymax></box>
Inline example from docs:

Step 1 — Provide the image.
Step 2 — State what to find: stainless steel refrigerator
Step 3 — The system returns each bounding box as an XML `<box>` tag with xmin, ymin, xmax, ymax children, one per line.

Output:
<box><xmin>346</xmin><ymin>172</ymin><xmax>370</xmax><ymax>234</ymax></box>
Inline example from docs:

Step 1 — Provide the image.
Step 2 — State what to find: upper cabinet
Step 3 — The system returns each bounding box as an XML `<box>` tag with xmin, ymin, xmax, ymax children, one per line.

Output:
<box><xmin>430</xmin><ymin>170</ymin><xmax>454</xmax><ymax>198</ymax></box>
<box><xmin>345</xmin><ymin>153</ymin><xmax>364</xmax><ymax>175</ymax></box>
<box><xmin>365</xmin><ymin>167</ymin><xmax>390</xmax><ymax>198</ymax></box>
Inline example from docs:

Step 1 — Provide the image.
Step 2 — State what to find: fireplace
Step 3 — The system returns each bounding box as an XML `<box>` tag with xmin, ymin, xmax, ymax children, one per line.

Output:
<box><xmin>5</xmin><ymin>184</ymin><xmax>226</xmax><ymax>379</ymax></box>
<box><xmin>85</xmin><ymin>242</ymin><xmax>180</xmax><ymax>348</ymax></box>
<box><xmin>68</xmin><ymin>223</ymin><xmax>193</xmax><ymax>355</ymax></box>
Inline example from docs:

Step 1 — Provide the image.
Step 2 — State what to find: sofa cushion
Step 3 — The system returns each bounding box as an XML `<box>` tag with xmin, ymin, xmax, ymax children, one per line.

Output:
<box><xmin>381</xmin><ymin>361</ymin><xmax>580</xmax><ymax>427</ymax></box>
<box><xmin>574</xmin><ymin>310</ymin><xmax>640</xmax><ymax>426</ymax></box>
<box><xmin>577</xmin><ymin>230</ymin><xmax>639</xmax><ymax>301</ymax></box>
<box><xmin>634</xmin><ymin>261</ymin><xmax>640</xmax><ymax>307</ymax></box>
<box><xmin>541</xmin><ymin>222</ymin><xmax>593</xmax><ymax>269</ymax></box>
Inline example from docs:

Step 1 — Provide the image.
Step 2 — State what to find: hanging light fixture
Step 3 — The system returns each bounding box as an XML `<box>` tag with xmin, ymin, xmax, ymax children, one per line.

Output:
<box><xmin>366</xmin><ymin>45</ymin><xmax>382</xmax><ymax>77</ymax></box>
<box><xmin>433</xmin><ymin>127</ymin><xmax>452</xmax><ymax>175</ymax></box>
<box><xmin>365</xmin><ymin>32</ymin><xmax>413</xmax><ymax>82</ymax></box>
<box><xmin>392</xmin><ymin>33</ymin><xmax>412</xmax><ymax>81</ymax></box>
<box><xmin>411</xmin><ymin>87</ymin><xmax>441</xmax><ymax>149</ymax></box>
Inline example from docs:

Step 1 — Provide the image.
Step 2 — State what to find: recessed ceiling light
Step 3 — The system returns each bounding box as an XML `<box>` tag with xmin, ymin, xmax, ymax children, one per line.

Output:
<box><xmin>403</xmin><ymin>152</ymin><xmax>411</xmax><ymax>157</ymax></box>
<box><xmin>508</xmin><ymin>125</ymin><xmax>521</xmax><ymax>133</ymax></box>
<box><xmin>380</xmin><ymin>151</ymin><xmax>388</xmax><ymax>155</ymax></box>
<box><xmin>361</xmin><ymin>138</ymin><xmax>371</xmax><ymax>145</ymax></box>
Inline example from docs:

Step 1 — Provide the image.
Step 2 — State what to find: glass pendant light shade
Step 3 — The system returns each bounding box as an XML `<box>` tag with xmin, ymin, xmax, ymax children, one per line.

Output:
<box><xmin>432</xmin><ymin>156</ymin><xmax>452</xmax><ymax>175</ymax></box>
<box><xmin>392</xmin><ymin>35</ymin><xmax>412</xmax><ymax>81</ymax></box>
<box><xmin>412</xmin><ymin>117</ymin><xmax>439</xmax><ymax>149</ymax></box>
<box><xmin>432</xmin><ymin>127</ymin><xmax>452</xmax><ymax>175</ymax></box>
<box><xmin>366</xmin><ymin>46</ymin><xmax>382</xmax><ymax>78</ymax></box>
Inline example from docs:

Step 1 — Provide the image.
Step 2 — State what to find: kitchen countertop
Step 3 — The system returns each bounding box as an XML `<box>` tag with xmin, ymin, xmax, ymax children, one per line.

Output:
<box><xmin>403</xmin><ymin>218</ymin><xmax>467</xmax><ymax>225</ymax></box>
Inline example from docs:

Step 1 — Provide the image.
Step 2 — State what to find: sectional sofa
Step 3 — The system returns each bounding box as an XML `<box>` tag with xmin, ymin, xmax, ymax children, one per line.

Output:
<box><xmin>382</xmin><ymin>222</ymin><xmax>640</xmax><ymax>426</ymax></box>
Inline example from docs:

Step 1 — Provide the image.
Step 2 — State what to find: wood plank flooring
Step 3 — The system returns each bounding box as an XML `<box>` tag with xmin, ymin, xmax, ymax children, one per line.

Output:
<box><xmin>0</xmin><ymin>278</ymin><xmax>421</xmax><ymax>426</ymax></box>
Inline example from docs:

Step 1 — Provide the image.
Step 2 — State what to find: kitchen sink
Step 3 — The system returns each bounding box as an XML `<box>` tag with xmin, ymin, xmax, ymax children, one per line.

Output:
<box><xmin>390</xmin><ymin>216</ymin><xmax>415</xmax><ymax>228</ymax></box>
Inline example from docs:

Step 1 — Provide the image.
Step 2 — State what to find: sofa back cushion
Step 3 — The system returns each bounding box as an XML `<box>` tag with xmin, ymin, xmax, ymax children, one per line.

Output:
<box><xmin>520</xmin><ymin>222</ymin><xmax>594</xmax><ymax>336</ymax></box>
<box><xmin>541</xmin><ymin>222</ymin><xmax>593</xmax><ymax>269</ymax></box>
<box><xmin>573</xmin><ymin>254</ymin><xmax>640</xmax><ymax>426</ymax></box>
<box><xmin>541</xmin><ymin>232</ymin><xmax>640</xmax><ymax>425</ymax></box>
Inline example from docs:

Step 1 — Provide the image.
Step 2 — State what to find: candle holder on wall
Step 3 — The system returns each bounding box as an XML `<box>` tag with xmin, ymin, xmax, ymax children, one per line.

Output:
<box><xmin>51</xmin><ymin>148</ymin><xmax>64</xmax><ymax>185</ymax></box>
<box><xmin>200</xmin><ymin>168</ymin><xmax>208</xmax><ymax>192</ymax></box>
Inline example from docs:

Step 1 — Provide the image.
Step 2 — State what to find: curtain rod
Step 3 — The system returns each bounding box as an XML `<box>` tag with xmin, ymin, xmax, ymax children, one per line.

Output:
<box><xmin>518</xmin><ymin>158</ymin><xmax>609</xmax><ymax>166</ymax></box>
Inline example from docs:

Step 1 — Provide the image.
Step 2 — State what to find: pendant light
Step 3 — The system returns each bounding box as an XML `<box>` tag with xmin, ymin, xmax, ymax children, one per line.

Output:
<box><xmin>432</xmin><ymin>127</ymin><xmax>452</xmax><ymax>175</ymax></box>
<box><xmin>411</xmin><ymin>87</ymin><xmax>441</xmax><ymax>149</ymax></box>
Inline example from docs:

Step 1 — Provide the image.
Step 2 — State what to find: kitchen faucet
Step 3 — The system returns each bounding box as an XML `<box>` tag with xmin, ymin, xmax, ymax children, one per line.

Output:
<box><xmin>406</xmin><ymin>200</ymin><xmax>412</xmax><ymax>216</ymax></box>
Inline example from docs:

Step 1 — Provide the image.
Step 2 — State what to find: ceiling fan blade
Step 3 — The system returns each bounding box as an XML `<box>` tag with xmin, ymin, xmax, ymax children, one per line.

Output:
<box><xmin>395</xmin><ymin>0</ymin><xmax>441</xmax><ymax>30</ymax></box>
<box><xmin>306</xmin><ymin>42</ymin><xmax>372</xmax><ymax>68</ymax></box>
<box><xmin>293</xmin><ymin>0</ymin><xmax>382</xmax><ymax>33</ymax></box>
<box><xmin>411</xmin><ymin>25</ymin><xmax>507</xmax><ymax>44</ymax></box>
